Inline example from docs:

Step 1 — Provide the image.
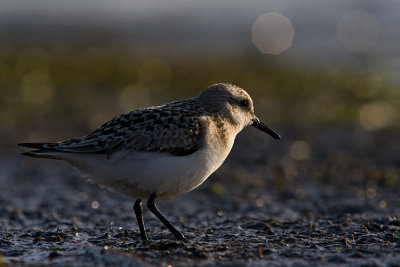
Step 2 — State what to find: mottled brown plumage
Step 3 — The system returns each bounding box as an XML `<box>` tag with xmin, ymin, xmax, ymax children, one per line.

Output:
<box><xmin>23</xmin><ymin>99</ymin><xmax>206</xmax><ymax>158</ymax></box>
<box><xmin>18</xmin><ymin>83</ymin><xmax>281</xmax><ymax>241</ymax></box>
<box><xmin>20</xmin><ymin>83</ymin><xmax>264</xmax><ymax>159</ymax></box>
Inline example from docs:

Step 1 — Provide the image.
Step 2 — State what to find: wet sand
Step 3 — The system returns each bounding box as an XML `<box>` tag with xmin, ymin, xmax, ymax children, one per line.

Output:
<box><xmin>2</xmin><ymin>129</ymin><xmax>400</xmax><ymax>266</ymax></box>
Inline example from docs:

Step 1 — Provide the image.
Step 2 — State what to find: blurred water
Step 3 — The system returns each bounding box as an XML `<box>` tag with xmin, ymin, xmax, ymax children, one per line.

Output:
<box><xmin>1</xmin><ymin>0</ymin><xmax>400</xmax><ymax>144</ymax></box>
<box><xmin>1</xmin><ymin>1</ymin><xmax>398</xmax><ymax>55</ymax></box>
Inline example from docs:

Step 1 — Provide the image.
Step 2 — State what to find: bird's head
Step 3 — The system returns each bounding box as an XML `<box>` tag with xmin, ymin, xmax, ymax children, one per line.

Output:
<box><xmin>198</xmin><ymin>83</ymin><xmax>281</xmax><ymax>139</ymax></box>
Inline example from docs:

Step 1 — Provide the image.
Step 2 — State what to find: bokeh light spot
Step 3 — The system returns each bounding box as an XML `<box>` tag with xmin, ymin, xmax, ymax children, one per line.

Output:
<box><xmin>366</xmin><ymin>187</ymin><xmax>376</xmax><ymax>199</ymax></box>
<box><xmin>91</xmin><ymin>201</ymin><xmax>100</xmax><ymax>209</ymax></box>
<box><xmin>337</xmin><ymin>10</ymin><xmax>380</xmax><ymax>52</ymax></box>
<box><xmin>289</xmin><ymin>141</ymin><xmax>310</xmax><ymax>160</ymax></box>
<box><xmin>119</xmin><ymin>84</ymin><xmax>152</xmax><ymax>110</ymax></box>
<box><xmin>379</xmin><ymin>200</ymin><xmax>387</xmax><ymax>208</ymax></box>
<box><xmin>359</xmin><ymin>102</ymin><xmax>395</xmax><ymax>131</ymax></box>
<box><xmin>251</xmin><ymin>12</ymin><xmax>295</xmax><ymax>55</ymax></box>
<box><xmin>20</xmin><ymin>70</ymin><xmax>54</xmax><ymax>105</ymax></box>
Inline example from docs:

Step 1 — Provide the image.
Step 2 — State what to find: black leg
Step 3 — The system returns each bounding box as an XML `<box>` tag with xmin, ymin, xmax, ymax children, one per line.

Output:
<box><xmin>147</xmin><ymin>193</ymin><xmax>186</xmax><ymax>241</ymax></box>
<box><xmin>134</xmin><ymin>199</ymin><xmax>148</xmax><ymax>241</ymax></box>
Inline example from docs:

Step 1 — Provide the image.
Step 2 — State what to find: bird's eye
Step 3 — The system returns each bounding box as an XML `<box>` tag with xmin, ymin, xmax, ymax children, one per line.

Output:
<box><xmin>239</xmin><ymin>99</ymin><xmax>249</xmax><ymax>108</ymax></box>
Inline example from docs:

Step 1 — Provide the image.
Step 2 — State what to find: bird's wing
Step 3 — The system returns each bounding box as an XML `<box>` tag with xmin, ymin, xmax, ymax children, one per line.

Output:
<box><xmin>21</xmin><ymin>103</ymin><xmax>204</xmax><ymax>159</ymax></box>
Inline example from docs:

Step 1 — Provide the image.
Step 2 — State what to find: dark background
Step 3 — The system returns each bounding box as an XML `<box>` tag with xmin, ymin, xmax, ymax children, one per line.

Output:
<box><xmin>1</xmin><ymin>1</ymin><xmax>400</xmax><ymax>266</ymax></box>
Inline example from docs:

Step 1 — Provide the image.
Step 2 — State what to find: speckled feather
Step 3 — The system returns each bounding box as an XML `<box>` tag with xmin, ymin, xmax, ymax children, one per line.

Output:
<box><xmin>18</xmin><ymin>83</ymin><xmax>281</xmax><ymax>241</ymax></box>
<box><xmin>18</xmin><ymin>83</ymin><xmax>281</xmax><ymax>201</ymax></box>
<box><xmin>31</xmin><ymin>99</ymin><xmax>205</xmax><ymax>158</ymax></box>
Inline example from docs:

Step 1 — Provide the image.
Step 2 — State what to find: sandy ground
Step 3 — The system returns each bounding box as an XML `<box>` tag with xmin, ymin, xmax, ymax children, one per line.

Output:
<box><xmin>1</xmin><ymin>128</ymin><xmax>400</xmax><ymax>266</ymax></box>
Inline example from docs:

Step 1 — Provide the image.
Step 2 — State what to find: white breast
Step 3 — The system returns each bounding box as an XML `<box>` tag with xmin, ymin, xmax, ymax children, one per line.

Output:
<box><xmin>60</xmin><ymin>140</ymin><xmax>232</xmax><ymax>199</ymax></box>
<box><xmin>58</xmin><ymin>116</ymin><xmax>239</xmax><ymax>199</ymax></box>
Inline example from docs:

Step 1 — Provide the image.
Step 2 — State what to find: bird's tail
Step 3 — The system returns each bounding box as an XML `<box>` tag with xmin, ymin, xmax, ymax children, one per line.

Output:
<box><xmin>18</xmin><ymin>143</ymin><xmax>62</xmax><ymax>160</ymax></box>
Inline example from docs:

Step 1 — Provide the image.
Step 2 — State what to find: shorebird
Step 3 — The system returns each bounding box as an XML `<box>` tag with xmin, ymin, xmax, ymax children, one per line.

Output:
<box><xmin>19</xmin><ymin>83</ymin><xmax>280</xmax><ymax>241</ymax></box>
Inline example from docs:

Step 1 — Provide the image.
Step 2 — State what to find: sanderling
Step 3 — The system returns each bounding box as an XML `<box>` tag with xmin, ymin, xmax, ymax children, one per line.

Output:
<box><xmin>19</xmin><ymin>83</ymin><xmax>280</xmax><ymax>241</ymax></box>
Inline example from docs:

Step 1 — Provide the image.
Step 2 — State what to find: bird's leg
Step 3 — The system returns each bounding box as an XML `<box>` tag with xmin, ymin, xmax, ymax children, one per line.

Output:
<box><xmin>133</xmin><ymin>199</ymin><xmax>148</xmax><ymax>241</ymax></box>
<box><xmin>147</xmin><ymin>193</ymin><xmax>186</xmax><ymax>241</ymax></box>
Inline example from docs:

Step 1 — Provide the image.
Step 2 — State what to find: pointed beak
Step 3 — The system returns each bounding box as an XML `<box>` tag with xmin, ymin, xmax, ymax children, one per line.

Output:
<box><xmin>252</xmin><ymin>117</ymin><xmax>281</xmax><ymax>139</ymax></box>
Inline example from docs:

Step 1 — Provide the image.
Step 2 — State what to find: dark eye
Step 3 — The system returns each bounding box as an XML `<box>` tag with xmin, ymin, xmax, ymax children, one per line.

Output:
<box><xmin>239</xmin><ymin>99</ymin><xmax>249</xmax><ymax>108</ymax></box>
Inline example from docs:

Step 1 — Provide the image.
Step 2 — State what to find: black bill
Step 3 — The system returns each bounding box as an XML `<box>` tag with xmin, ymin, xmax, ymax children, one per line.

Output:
<box><xmin>252</xmin><ymin>117</ymin><xmax>281</xmax><ymax>139</ymax></box>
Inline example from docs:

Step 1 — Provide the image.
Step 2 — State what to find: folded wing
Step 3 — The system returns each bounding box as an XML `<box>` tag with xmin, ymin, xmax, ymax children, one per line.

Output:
<box><xmin>19</xmin><ymin>102</ymin><xmax>204</xmax><ymax>160</ymax></box>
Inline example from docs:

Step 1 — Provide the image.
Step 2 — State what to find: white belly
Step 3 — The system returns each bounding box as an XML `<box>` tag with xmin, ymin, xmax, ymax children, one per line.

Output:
<box><xmin>60</xmin><ymin>145</ymin><xmax>230</xmax><ymax>199</ymax></box>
